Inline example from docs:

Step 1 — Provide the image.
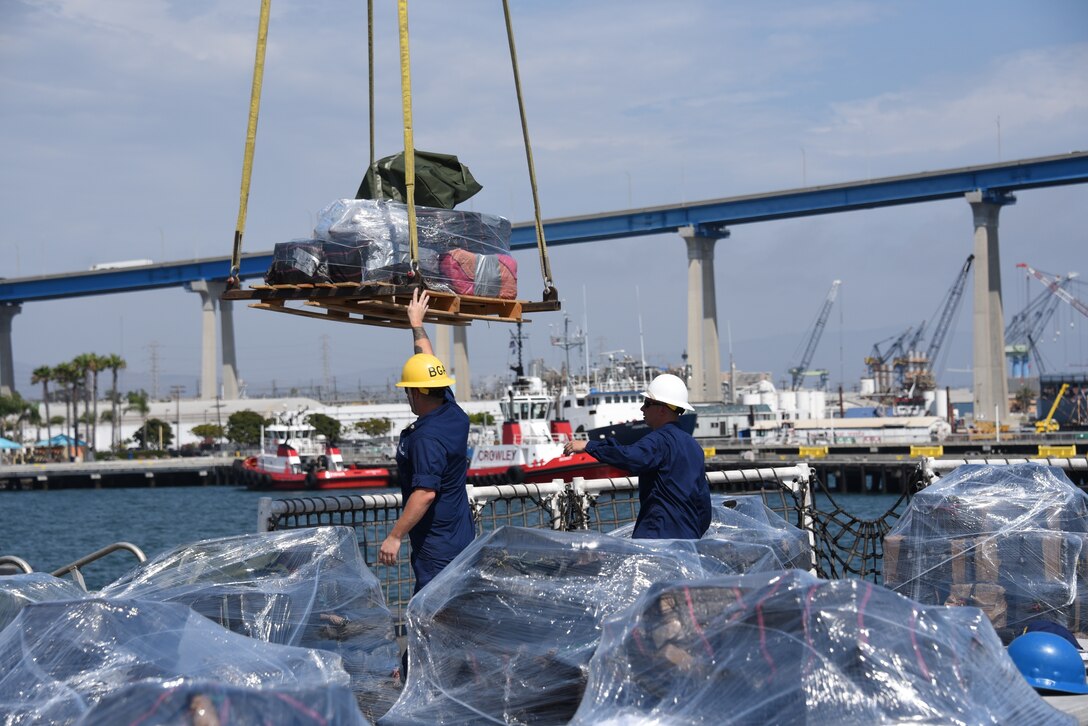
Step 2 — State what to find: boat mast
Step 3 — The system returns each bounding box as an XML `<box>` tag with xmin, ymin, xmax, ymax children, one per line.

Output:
<box><xmin>636</xmin><ymin>285</ymin><xmax>648</xmax><ymax>388</ymax></box>
<box><xmin>550</xmin><ymin>314</ymin><xmax>585</xmax><ymax>393</ymax></box>
<box><xmin>510</xmin><ymin>323</ymin><xmax>526</xmax><ymax>378</ymax></box>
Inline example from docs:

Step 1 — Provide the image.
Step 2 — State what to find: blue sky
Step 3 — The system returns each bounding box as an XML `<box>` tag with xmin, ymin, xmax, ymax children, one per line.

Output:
<box><xmin>1</xmin><ymin>0</ymin><xmax>1086</xmax><ymax>399</ymax></box>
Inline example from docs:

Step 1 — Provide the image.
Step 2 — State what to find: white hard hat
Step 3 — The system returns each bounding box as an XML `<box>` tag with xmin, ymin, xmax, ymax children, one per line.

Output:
<box><xmin>643</xmin><ymin>373</ymin><xmax>694</xmax><ymax>412</ymax></box>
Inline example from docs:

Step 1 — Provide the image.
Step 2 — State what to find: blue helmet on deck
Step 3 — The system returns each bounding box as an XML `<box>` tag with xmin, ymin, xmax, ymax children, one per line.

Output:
<box><xmin>1008</xmin><ymin>631</ymin><xmax>1088</xmax><ymax>695</ymax></box>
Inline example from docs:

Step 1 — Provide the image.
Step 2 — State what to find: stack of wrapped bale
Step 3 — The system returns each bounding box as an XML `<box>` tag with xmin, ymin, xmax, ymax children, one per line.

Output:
<box><xmin>0</xmin><ymin>572</ymin><xmax>85</xmax><ymax>632</ymax></box>
<box><xmin>883</xmin><ymin>463</ymin><xmax>1088</xmax><ymax>643</ymax></box>
<box><xmin>383</xmin><ymin>526</ymin><xmax>740</xmax><ymax>725</ymax></box>
<box><xmin>0</xmin><ymin>598</ymin><xmax>360</xmax><ymax>724</ymax></box>
<box><xmin>570</xmin><ymin>569</ymin><xmax>1073</xmax><ymax>725</ymax></box>
<box><xmin>99</xmin><ymin>526</ymin><xmax>399</xmax><ymax>722</ymax></box>
<box><xmin>611</xmin><ymin>494</ymin><xmax>814</xmax><ymax>572</ymax></box>
<box><xmin>266</xmin><ymin>199</ymin><xmax>516</xmax><ymax>299</ymax></box>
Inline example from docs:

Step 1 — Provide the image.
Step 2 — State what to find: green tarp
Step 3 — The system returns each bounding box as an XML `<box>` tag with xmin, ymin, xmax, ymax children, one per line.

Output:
<box><xmin>356</xmin><ymin>150</ymin><xmax>482</xmax><ymax>210</ymax></box>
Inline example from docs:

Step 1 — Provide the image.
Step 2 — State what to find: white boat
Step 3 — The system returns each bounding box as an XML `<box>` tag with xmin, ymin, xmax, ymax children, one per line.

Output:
<box><xmin>239</xmin><ymin>412</ymin><xmax>390</xmax><ymax>491</ymax></box>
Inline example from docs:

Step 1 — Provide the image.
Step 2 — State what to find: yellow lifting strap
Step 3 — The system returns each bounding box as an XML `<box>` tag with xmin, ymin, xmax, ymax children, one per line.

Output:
<box><xmin>502</xmin><ymin>0</ymin><xmax>554</xmax><ymax>296</ymax></box>
<box><xmin>229</xmin><ymin>0</ymin><xmax>272</xmax><ymax>286</ymax></box>
<box><xmin>396</xmin><ymin>0</ymin><xmax>420</xmax><ymax>276</ymax></box>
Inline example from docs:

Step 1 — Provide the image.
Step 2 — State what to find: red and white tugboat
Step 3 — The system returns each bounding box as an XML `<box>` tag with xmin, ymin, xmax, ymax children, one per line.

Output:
<box><xmin>467</xmin><ymin>375</ymin><xmax>629</xmax><ymax>486</ymax></box>
<box><xmin>239</xmin><ymin>414</ymin><xmax>390</xmax><ymax>491</ymax></box>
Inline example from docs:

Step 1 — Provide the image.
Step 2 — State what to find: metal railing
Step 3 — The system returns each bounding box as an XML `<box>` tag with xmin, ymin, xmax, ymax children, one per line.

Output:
<box><xmin>51</xmin><ymin>542</ymin><xmax>148</xmax><ymax>591</ymax></box>
<box><xmin>921</xmin><ymin>456</ymin><xmax>1088</xmax><ymax>484</ymax></box>
<box><xmin>258</xmin><ymin>465</ymin><xmax>814</xmax><ymax>627</ymax></box>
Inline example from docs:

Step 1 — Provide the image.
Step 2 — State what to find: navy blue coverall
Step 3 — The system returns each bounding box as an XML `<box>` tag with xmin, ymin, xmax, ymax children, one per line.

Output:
<box><xmin>396</xmin><ymin>389</ymin><xmax>475</xmax><ymax>592</ymax></box>
<box><xmin>585</xmin><ymin>421</ymin><xmax>711</xmax><ymax>539</ymax></box>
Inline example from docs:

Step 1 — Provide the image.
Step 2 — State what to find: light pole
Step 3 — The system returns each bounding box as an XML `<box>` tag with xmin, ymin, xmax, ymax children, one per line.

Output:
<box><xmin>170</xmin><ymin>385</ymin><xmax>185</xmax><ymax>454</ymax></box>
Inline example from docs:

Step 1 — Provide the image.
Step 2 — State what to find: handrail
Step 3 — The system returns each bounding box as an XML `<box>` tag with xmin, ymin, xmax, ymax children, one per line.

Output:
<box><xmin>0</xmin><ymin>555</ymin><xmax>33</xmax><ymax>574</ymax></box>
<box><xmin>52</xmin><ymin>542</ymin><xmax>147</xmax><ymax>591</ymax></box>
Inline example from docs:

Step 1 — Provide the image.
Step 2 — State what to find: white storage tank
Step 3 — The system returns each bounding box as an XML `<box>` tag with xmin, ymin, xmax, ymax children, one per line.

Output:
<box><xmin>935</xmin><ymin>388</ymin><xmax>949</xmax><ymax>420</ymax></box>
<box><xmin>795</xmin><ymin>391</ymin><xmax>812</xmax><ymax>420</ymax></box>
<box><xmin>923</xmin><ymin>390</ymin><xmax>936</xmax><ymax>416</ymax></box>
<box><xmin>759</xmin><ymin>391</ymin><xmax>776</xmax><ymax>408</ymax></box>
<box><xmin>810</xmin><ymin>390</ymin><xmax>827</xmax><ymax>419</ymax></box>
<box><xmin>859</xmin><ymin>378</ymin><xmax>876</xmax><ymax>396</ymax></box>
<box><xmin>742</xmin><ymin>393</ymin><xmax>761</xmax><ymax>407</ymax></box>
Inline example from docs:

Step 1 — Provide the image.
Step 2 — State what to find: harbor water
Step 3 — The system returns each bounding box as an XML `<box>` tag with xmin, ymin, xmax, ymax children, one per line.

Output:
<box><xmin>0</xmin><ymin>481</ymin><xmax>901</xmax><ymax>591</ymax></box>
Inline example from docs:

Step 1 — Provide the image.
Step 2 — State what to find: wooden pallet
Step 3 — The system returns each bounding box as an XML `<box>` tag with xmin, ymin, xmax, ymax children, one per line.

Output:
<box><xmin>220</xmin><ymin>281</ymin><xmax>561</xmax><ymax>328</ymax></box>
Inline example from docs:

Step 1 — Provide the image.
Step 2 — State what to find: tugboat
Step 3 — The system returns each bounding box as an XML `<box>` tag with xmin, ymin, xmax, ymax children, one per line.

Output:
<box><xmin>238</xmin><ymin>413</ymin><xmax>390</xmax><ymax>491</ymax></box>
<box><xmin>466</xmin><ymin>374</ymin><xmax>629</xmax><ymax>486</ymax></box>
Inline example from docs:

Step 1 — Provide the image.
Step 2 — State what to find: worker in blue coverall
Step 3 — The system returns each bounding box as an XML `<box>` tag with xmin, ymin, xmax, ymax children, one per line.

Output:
<box><xmin>378</xmin><ymin>289</ymin><xmax>474</xmax><ymax>593</ymax></box>
<box><xmin>563</xmin><ymin>373</ymin><xmax>711</xmax><ymax>538</ymax></box>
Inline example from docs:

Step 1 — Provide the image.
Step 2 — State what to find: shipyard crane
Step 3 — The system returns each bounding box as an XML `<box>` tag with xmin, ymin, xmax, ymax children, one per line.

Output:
<box><xmin>865</xmin><ymin>326</ymin><xmax>913</xmax><ymax>396</ymax></box>
<box><xmin>899</xmin><ymin>254</ymin><xmax>974</xmax><ymax>392</ymax></box>
<box><xmin>924</xmin><ymin>255</ymin><xmax>974</xmax><ymax>370</ymax></box>
<box><xmin>1004</xmin><ymin>273</ymin><xmax>1076</xmax><ymax>377</ymax></box>
<box><xmin>789</xmin><ymin>280</ymin><xmax>841</xmax><ymax>391</ymax></box>
<box><xmin>1017</xmin><ymin>263</ymin><xmax>1088</xmax><ymax>321</ymax></box>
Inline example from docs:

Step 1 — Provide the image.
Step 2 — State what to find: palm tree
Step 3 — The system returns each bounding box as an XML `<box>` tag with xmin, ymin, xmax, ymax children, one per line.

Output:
<box><xmin>103</xmin><ymin>354</ymin><xmax>126</xmax><ymax>449</ymax></box>
<box><xmin>30</xmin><ymin>365</ymin><xmax>54</xmax><ymax>449</ymax></box>
<box><xmin>72</xmin><ymin>353</ymin><xmax>98</xmax><ymax>452</ymax></box>
<box><xmin>51</xmin><ymin>362</ymin><xmax>77</xmax><ymax>460</ymax></box>
<box><xmin>125</xmin><ymin>390</ymin><xmax>150</xmax><ymax>451</ymax></box>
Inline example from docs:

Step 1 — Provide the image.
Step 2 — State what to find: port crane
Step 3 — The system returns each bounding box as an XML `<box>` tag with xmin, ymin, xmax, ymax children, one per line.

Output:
<box><xmin>864</xmin><ymin>326</ymin><xmax>913</xmax><ymax>397</ymax></box>
<box><xmin>899</xmin><ymin>254</ymin><xmax>974</xmax><ymax>392</ymax></box>
<box><xmin>1004</xmin><ymin>273</ymin><xmax>1076</xmax><ymax>377</ymax></box>
<box><xmin>789</xmin><ymin>280</ymin><xmax>841</xmax><ymax>391</ymax></box>
<box><xmin>1017</xmin><ymin>263</ymin><xmax>1088</xmax><ymax>321</ymax></box>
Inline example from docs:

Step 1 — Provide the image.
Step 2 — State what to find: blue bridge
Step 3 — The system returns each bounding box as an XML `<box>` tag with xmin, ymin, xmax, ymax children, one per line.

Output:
<box><xmin>2</xmin><ymin>151</ymin><xmax>1086</xmax><ymax>419</ymax></box>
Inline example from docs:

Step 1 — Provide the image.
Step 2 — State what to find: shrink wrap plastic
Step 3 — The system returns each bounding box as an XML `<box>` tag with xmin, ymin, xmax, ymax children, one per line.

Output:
<box><xmin>0</xmin><ymin>598</ymin><xmax>350</xmax><ymax>725</ymax></box>
<box><xmin>883</xmin><ymin>463</ymin><xmax>1088</xmax><ymax>642</ymax></box>
<box><xmin>382</xmin><ymin>526</ymin><xmax>739</xmax><ymax>726</ymax></box>
<box><xmin>76</xmin><ymin>680</ymin><xmax>369</xmax><ymax>726</ymax></box>
<box><xmin>267</xmin><ymin>199</ymin><xmax>517</xmax><ymax>298</ymax></box>
<box><xmin>99</xmin><ymin>526</ymin><xmax>399</xmax><ymax>721</ymax></box>
<box><xmin>611</xmin><ymin>494</ymin><xmax>814</xmax><ymax>571</ymax></box>
<box><xmin>0</xmin><ymin>572</ymin><xmax>85</xmax><ymax>633</ymax></box>
<box><xmin>571</xmin><ymin>569</ymin><xmax>1073</xmax><ymax>725</ymax></box>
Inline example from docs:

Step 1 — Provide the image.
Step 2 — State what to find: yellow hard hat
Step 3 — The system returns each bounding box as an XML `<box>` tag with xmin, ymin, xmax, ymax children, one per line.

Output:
<box><xmin>396</xmin><ymin>353</ymin><xmax>455</xmax><ymax>390</ymax></box>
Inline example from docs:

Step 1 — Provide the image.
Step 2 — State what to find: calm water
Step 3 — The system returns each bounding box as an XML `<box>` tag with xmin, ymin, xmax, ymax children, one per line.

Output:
<box><xmin>1</xmin><ymin>482</ymin><xmax>902</xmax><ymax>590</ymax></box>
<box><xmin>0</xmin><ymin>483</ymin><xmax>400</xmax><ymax>590</ymax></box>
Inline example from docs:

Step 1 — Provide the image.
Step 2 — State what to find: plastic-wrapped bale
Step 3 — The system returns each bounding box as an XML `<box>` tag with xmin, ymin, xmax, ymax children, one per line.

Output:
<box><xmin>570</xmin><ymin>569</ymin><xmax>1074</xmax><ymax>726</ymax></box>
<box><xmin>883</xmin><ymin>463</ymin><xmax>1088</xmax><ymax>643</ymax></box>
<box><xmin>313</xmin><ymin>199</ymin><xmax>515</xmax><ymax>296</ymax></box>
<box><xmin>265</xmin><ymin>239</ymin><xmax>331</xmax><ymax>285</ymax></box>
<box><xmin>439</xmin><ymin>248</ymin><xmax>517</xmax><ymax>298</ymax></box>
<box><xmin>75</xmin><ymin>679</ymin><xmax>369</xmax><ymax>726</ymax></box>
<box><xmin>0</xmin><ymin>598</ymin><xmax>350</xmax><ymax>725</ymax></box>
<box><xmin>382</xmin><ymin>526</ymin><xmax>718</xmax><ymax>726</ymax></box>
<box><xmin>0</xmin><ymin>572</ymin><xmax>85</xmax><ymax>633</ymax></box>
<box><xmin>611</xmin><ymin>494</ymin><xmax>813</xmax><ymax>571</ymax></box>
<box><xmin>99</xmin><ymin>526</ymin><xmax>399</xmax><ymax>721</ymax></box>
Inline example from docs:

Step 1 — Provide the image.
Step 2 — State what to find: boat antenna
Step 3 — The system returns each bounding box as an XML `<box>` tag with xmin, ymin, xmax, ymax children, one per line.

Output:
<box><xmin>549</xmin><ymin>313</ymin><xmax>585</xmax><ymax>392</ymax></box>
<box><xmin>582</xmin><ymin>284</ymin><xmax>591</xmax><ymax>385</ymax></box>
<box><xmin>510</xmin><ymin>323</ymin><xmax>526</xmax><ymax>378</ymax></box>
<box><xmin>636</xmin><ymin>285</ymin><xmax>648</xmax><ymax>388</ymax></box>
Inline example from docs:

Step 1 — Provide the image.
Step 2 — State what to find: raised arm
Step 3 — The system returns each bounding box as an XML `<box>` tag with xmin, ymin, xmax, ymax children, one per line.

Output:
<box><xmin>408</xmin><ymin>287</ymin><xmax>434</xmax><ymax>356</ymax></box>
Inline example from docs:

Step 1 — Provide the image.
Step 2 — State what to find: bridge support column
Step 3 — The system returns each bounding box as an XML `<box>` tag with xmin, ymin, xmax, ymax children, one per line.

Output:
<box><xmin>680</xmin><ymin>225</ymin><xmax>728</xmax><ymax>403</ymax></box>
<box><xmin>967</xmin><ymin>190</ymin><xmax>1015</xmax><ymax>426</ymax></box>
<box><xmin>185</xmin><ymin>280</ymin><xmax>225</xmax><ymax>401</ymax></box>
<box><xmin>0</xmin><ymin>303</ymin><xmax>21</xmax><ymax>396</ymax></box>
<box><xmin>219</xmin><ymin>295</ymin><xmax>239</xmax><ymax>400</ymax></box>
<box><xmin>434</xmin><ymin>326</ymin><xmax>451</xmax><ymax>368</ymax></box>
<box><xmin>454</xmin><ymin>327</ymin><xmax>471</xmax><ymax>401</ymax></box>
<box><xmin>429</xmin><ymin>326</ymin><xmax>469</xmax><ymax>400</ymax></box>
